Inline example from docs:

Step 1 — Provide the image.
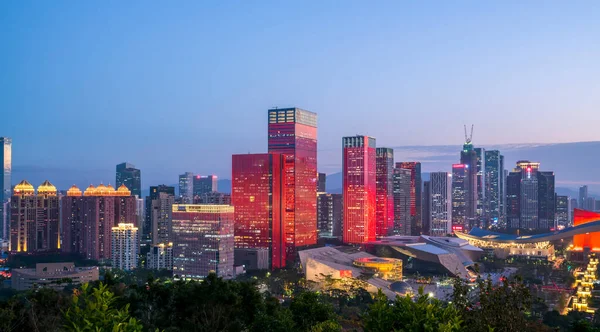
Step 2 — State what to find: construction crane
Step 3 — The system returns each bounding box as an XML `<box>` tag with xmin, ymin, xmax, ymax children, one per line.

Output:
<box><xmin>464</xmin><ymin>124</ymin><xmax>474</xmax><ymax>144</ymax></box>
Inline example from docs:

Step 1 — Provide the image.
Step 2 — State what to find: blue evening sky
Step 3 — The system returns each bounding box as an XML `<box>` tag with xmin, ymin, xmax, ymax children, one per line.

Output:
<box><xmin>1</xmin><ymin>1</ymin><xmax>599</xmax><ymax>188</ymax></box>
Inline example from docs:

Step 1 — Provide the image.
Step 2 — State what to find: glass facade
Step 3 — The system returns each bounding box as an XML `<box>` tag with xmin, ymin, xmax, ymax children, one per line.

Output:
<box><xmin>484</xmin><ymin>150</ymin><xmax>504</xmax><ymax>227</ymax></box>
<box><xmin>375</xmin><ymin>148</ymin><xmax>394</xmax><ymax>237</ymax></box>
<box><xmin>342</xmin><ymin>135</ymin><xmax>376</xmax><ymax>244</ymax></box>
<box><xmin>231</xmin><ymin>153</ymin><xmax>285</xmax><ymax>269</ymax></box>
<box><xmin>393</xmin><ymin>168</ymin><xmax>411</xmax><ymax>235</ymax></box>
<box><xmin>451</xmin><ymin>164</ymin><xmax>468</xmax><ymax>232</ymax></box>
<box><xmin>193</xmin><ymin>175</ymin><xmax>218</xmax><ymax>197</ymax></box>
<box><xmin>268</xmin><ymin>108</ymin><xmax>317</xmax><ymax>261</ymax></box>
<box><xmin>116</xmin><ymin>162</ymin><xmax>141</xmax><ymax>198</ymax></box>
<box><xmin>178</xmin><ymin>172</ymin><xmax>194</xmax><ymax>203</ymax></box>
<box><xmin>395</xmin><ymin>162</ymin><xmax>422</xmax><ymax>235</ymax></box>
<box><xmin>460</xmin><ymin>143</ymin><xmax>477</xmax><ymax>230</ymax></box>
<box><xmin>1</xmin><ymin>137</ymin><xmax>11</xmax><ymax>240</ymax></box>
<box><xmin>430</xmin><ymin>172</ymin><xmax>452</xmax><ymax>236</ymax></box>
<box><xmin>172</xmin><ymin>204</ymin><xmax>234</xmax><ymax>280</ymax></box>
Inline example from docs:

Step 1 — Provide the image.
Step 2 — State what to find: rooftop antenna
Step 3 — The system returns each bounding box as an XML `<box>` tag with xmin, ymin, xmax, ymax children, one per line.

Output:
<box><xmin>464</xmin><ymin>124</ymin><xmax>474</xmax><ymax>144</ymax></box>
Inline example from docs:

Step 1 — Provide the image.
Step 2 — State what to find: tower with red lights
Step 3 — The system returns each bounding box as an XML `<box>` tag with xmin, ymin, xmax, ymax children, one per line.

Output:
<box><xmin>342</xmin><ymin>135</ymin><xmax>376</xmax><ymax>244</ymax></box>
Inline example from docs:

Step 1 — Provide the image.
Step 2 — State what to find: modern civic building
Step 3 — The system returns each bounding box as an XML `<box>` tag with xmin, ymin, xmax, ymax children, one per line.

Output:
<box><xmin>375</xmin><ymin>148</ymin><xmax>394</xmax><ymax>238</ymax></box>
<box><xmin>178</xmin><ymin>172</ymin><xmax>194</xmax><ymax>203</ymax></box>
<box><xmin>10</xmin><ymin>180</ymin><xmax>60</xmax><ymax>252</ymax></box>
<box><xmin>395</xmin><ymin>162</ymin><xmax>422</xmax><ymax>235</ymax></box>
<box><xmin>342</xmin><ymin>135</ymin><xmax>376</xmax><ymax>244</ymax></box>
<box><xmin>0</xmin><ymin>137</ymin><xmax>11</xmax><ymax>241</ymax></box>
<box><xmin>232</xmin><ymin>153</ymin><xmax>285</xmax><ymax>269</ymax></box>
<box><xmin>116</xmin><ymin>162</ymin><xmax>141</xmax><ymax>198</ymax></box>
<box><xmin>430</xmin><ymin>172</ymin><xmax>452</xmax><ymax>236</ymax></box>
<box><xmin>111</xmin><ymin>223</ymin><xmax>139</xmax><ymax>270</ymax></box>
<box><xmin>506</xmin><ymin>161</ymin><xmax>555</xmax><ymax>231</ymax></box>
<box><xmin>172</xmin><ymin>204</ymin><xmax>234</xmax><ymax>280</ymax></box>
<box><xmin>11</xmin><ymin>263</ymin><xmax>99</xmax><ymax>291</ymax></box>
<box><xmin>268</xmin><ymin>107</ymin><xmax>318</xmax><ymax>254</ymax></box>
<box><xmin>393</xmin><ymin>168</ymin><xmax>412</xmax><ymax>236</ymax></box>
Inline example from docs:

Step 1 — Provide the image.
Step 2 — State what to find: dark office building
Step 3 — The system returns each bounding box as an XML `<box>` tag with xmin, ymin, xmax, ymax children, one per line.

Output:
<box><xmin>484</xmin><ymin>150</ymin><xmax>504</xmax><ymax>227</ymax></box>
<box><xmin>506</xmin><ymin>161</ymin><xmax>555</xmax><ymax>231</ymax></box>
<box><xmin>474</xmin><ymin>148</ymin><xmax>486</xmax><ymax>227</ymax></box>
<box><xmin>144</xmin><ymin>185</ymin><xmax>175</xmax><ymax>243</ymax></box>
<box><xmin>422</xmin><ymin>180</ymin><xmax>431</xmax><ymax>235</ymax></box>
<box><xmin>393</xmin><ymin>168</ymin><xmax>411</xmax><ymax>235</ymax></box>
<box><xmin>460</xmin><ymin>140</ymin><xmax>477</xmax><ymax>231</ymax></box>
<box><xmin>555</xmin><ymin>195</ymin><xmax>570</xmax><ymax>228</ymax></box>
<box><xmin>451</xmin><ymin>164</ymin><xmax>469</xmax><ymax>232</ymax></box>
<box><xmin>376</xmin><ymin>148</ymin><xmax>394</xmax><ymax>237</ymax></box>
<box><xmin>116</xmin><ymin>162</ymin><xmax>141</xmax><ymax>198</ymax></box>
<box><xmin>395</xmin><ymin>162</ymin><xmax>421</xmax><ymax>235</ymax></box>
<box><xmin>193</xmin><ymin>175</ymin><xmax>218</xmax><ymax>196</ymax></box>
<box><xmin>317</xmin><ymin>193</ymin><xmax>343</xmax><ymax>239</ymax></box>
<box><xmin>318</xmin><ymin>173</ymin><xmax>326</xmax><ymax>193</ymax></box>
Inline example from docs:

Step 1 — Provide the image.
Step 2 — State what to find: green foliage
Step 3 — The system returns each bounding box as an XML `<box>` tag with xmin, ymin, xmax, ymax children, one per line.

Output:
<box><xmin>289</xmin><ymin>292</ymin><xmax>336</xmax><ymax>331</ymax></box>
<box><xmin>63</xmin><ymin>282</ymin><xmax>143</xmax><ymax>332</ymax></box>
<box><xmin>363</xmin><ymin>288</ymin><xmax>463</xmax><ymax>332</ymax></box>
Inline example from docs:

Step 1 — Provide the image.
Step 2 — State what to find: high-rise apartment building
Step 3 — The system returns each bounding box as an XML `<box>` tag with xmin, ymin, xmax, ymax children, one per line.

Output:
<box><xmin>342</xmin><ymin>135</ymin><xmax>376</xmax><ymax>244</ymax></box>
<box><xmin>506</xmin><ymin>161</ymin><xmax>555</xmax><ymax>230</ymax></box>
<box><xmin>484</xmin><ymin>150</ymin><xmax>504</xmax><ymax>227</ymax></box>
<box><xmin>232</xmin><ymin>153</ymin><xmax>284</xmax><ymax>269</ymax></box>
<box><xmin>430</xmin><ymin>172</ymin><xmax>452</xmax><ymax>236</ymax></box>
<box><xmin>579</xmin><ymin>186</ymin><xmax>589</xmax><ymax>211</ymax></box>
<box><xmin>111</xmin><ymin>223</ymin><xmax>139</xmax><ymax>271</ymax></box>
<box><xmin>318</xmin><ymin>173</ymin><xmax>327</xmax><ymax>193</ymax></box>
<box><xmin>393</xmin><ymin>168</ymin><xmax>411</xmax><ymax>235</ymax></box>
<box><xmin>375</xmin><ymin>148</ymin><xmax>394</xmax><ymax>237</ymax></box>
<box><xmin>459</xmin><ymin>140</ymin><xmax>477</xmax><ymax>230</ymax></box>
<box><xmin>556</xmin><ymin>196</ymin><xmax>570</xmax><ymax>229</ymax></box>
<box><xmin>61</xmin><ymin>184</ymin><xmax>136</xmax><ymax>260</ymax></box>
<box><xmin>11</xmin><ymin>180</ymin><xmax>59</xmax><ymax>252</ymax></box>
<box><xmin>422</xmin><ymin>181</ymin><xmax>431</xmax><ymax>235</ymax></box>
<box><xmin>146</xmin><ymin>242</ymin><xmax>173</xmax><ymax>270</ymax></box>
<box><xmin>317</xmin><ymin>193</ymin><xmax>343</xmax><ymax>239</ymax></box>
<box><xmin>0</xmin><ymin>137</ymin><xmax>11</xmax><ymax>240</ymax></box>
<box><xmin>172</xmin><ymin>204</ymin><xmax>234</xmax><ymax>280</ymax></box>
<box><xmin>178</xmin><ymin>172</ymin><xmax>194</xmax><ymax>203</ymax></box>
<box><xmin>268</xmin><ymin>107</ymin><xmax>318</xmax><ymax>253</ymax></box>
<box><xmin>395</xmin><ymin>162</ymin><xmax>422</xmax><ymax>235</ymax></box>
<box><xmin>451</xmin><ymin>164</ymin><xmax>469</xmax><ymax>233</ymax></box>
<box><xmin>116</xmin><ymin>162</ymin><xmax>141</xmax><ymax>198</ymax></box>
<box><xmin>193</xmin><ymin>175</ymin><xmax>218</xmax><ymax>197</ymax></box>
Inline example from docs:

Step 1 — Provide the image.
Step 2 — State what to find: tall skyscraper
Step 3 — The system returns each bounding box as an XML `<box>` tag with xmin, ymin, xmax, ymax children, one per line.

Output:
<box><xmin>474</xmin><ymin>148</ymin><xmax>486</xmax><ymax>227</ymax></box>
<box><xmin>506</xmin><ymin>161</ymin><xmax>555</xmax><ymax>231</ymax></box>
<box><xmin>149</xmin><ymin>187</ymin><xmax>175</xmax><ymax>245</ymax></box>
<box><xmin>395</xmin><ymin>162</ymin><xmax>422</xmax><ymax>235</ymax></box>
<box><xmin>178</xmin><ymin>172</ymin><xmax>194</xmax><ymax>203</ymax></box>
<box><xmin>556</xmin><ymin>196</ymin><xmax>570</xmax><ymax>229</ymax></box>
<box><xmin>0</xmin><ymin>137</ymin><xmax>11</xmax><ymax>240</ymax></box>
<box><xmin>111</xmin><ymin>223</ymin><xmax>139</xmax><ymax>271</ymax></box>
<box><xmin>144</xmin><ymin>185</ymin><xmax>175</xmax><ymax>243</ymax></box>
<box><xmin>10</xmin><ymin>180</ymin><xmax>60</xmax><ymax>252</ymax></box>
<box><xmin>172</xmin><ymin>204</ymin><xmax>234</xmax><ymax>280</ymax></box>
<box><xmin>579</xmin><ymin>186</ymin><xmax>589</xmax><ymax>210</ymax></box>
<box><xmin>430</xmin><ymin>172</ymin><xmax>452</xmax><ymax>236</ymax></box>
<box><xmin>268</xmin><ymin>108</ymin><xmax>318</xmax><ymax>254</ymax></box>
<box><xmin>193</xmin><ymin>175</ymin><xmax>218</xmax><ymax>197</ymax></box>
<box><xmin>459</xmin><ymin>135</ymin><xmax>477</xmax><ymax>230</ymax></box>
<box><xmin>318</xmin><ymin>173</ymin><xmax>327</xmax><ymax>193</ymax></box>
<box><xmin>232</xmin><ymin>153</ymin><xmax>285</xmax><ymax>269</ymax></box>
<box><xmin>484</xmin><ymin>150</ymin><xmax>504</xmax><ymax>227</ymax></box>
<box><xmin>342</xmin><ymin>135</ymin><xmax>376</xmax><ymax>244</ymax></box>
<box><xmin>116</xmin><ymin>163</ymin><xmax>141</xmax><ymax>198</ymax></box>
<box><xmin>62</xmin><ymin>184</ymin><xmax>136</xmax><ymax>260</ymax></box>
<box><xmin>451</xmin><ymin>164</ymin><xmax>469</xmax><ymax>233</ymax></box>
<box><xmin>375</xmin><ymin>148</ymin><xmax>394</xmax><ymax>237</ymax></box>
<box><xmin>317</xmin><ymin>193</ymin><xmax>343</xmax><ymax>239</ymax></box>
<box><xmin>422</xmin><ymin>180</ymin><xmax>431</xmax><ymax>235</ymax></box>
<box><xmin>393</xmin><ymin>168</ymin><xmax>411</xmax><ymax>235</ymax></box>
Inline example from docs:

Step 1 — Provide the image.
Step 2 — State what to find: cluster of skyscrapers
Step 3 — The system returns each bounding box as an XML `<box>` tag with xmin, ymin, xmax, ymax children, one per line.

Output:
<box><xmin>0</xmin><ymin>114</ymin><xmax>593</xmax><ymax>277</ymax></box>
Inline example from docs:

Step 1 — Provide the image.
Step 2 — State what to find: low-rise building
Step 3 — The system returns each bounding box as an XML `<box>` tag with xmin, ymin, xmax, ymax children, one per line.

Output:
<box><xmin>11</xmin><ymin>262</ymin><xmax>99</xmax><ymax>291</ymax></box>
<box><xmin>147</xmin><ymin>242</ymin><xmax>173</xmax><ymax>270</ymax></box>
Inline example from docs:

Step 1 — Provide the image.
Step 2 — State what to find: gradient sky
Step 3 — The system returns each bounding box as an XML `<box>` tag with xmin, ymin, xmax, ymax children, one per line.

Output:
<box><xmin>2</xmin><ymin>1</ymin><xmax>599</xmax><ymax>188</ymax></box>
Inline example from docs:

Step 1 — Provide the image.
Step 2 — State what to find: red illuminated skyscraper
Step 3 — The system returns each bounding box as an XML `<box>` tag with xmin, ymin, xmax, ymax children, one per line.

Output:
<box><xmin>342</xmin><ymin>135</ymin><xmax>376</xmax><ymax>244</ymax></box>
<box><xmin>375</xmin><ymin>148</ymin><xmax>394</xmax><ymax>237</ymax></box>
<box><xmin>267</xmin><ymin>108</ymin><xmax>317</xmax><ymax>260</ymax></box>
<box><xmin>231</xmin><ymin>153</ymin><xmax>285</xmax><ymax>269</ymax></box>
<box><xmin>395</xmin><ymin>162</ymin><xmax>422</xmax><ymax>235</ymax></box>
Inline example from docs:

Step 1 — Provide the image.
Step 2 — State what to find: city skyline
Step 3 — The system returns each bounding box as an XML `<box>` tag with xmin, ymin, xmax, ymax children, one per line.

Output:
<box><xmin>2</xmin><ymin>2</ymin><xmax>600</xmax><ymax>191</ymax></box>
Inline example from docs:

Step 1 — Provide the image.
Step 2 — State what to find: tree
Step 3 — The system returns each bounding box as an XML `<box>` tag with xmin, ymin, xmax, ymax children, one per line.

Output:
<box><xmin>289</xmin><ymin>291</ymin><xmax>336</xmax><ymax>331</ymax></box>
<box><xmin>363</xmin><ymin>288</ymin><xmax>463</xmax><ymax>332</ymax></box>
<box><xmin>63</xmin><ymin>282</ymin><xmax>144</xmax><ymax>332</ymax></box>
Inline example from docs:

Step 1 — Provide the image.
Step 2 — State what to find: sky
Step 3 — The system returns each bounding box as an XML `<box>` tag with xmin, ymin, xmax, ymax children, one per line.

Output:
<box><xmin>1</xmin><ymin>1</ymin><xmax>599</xmax><ymax>189</ymax></box>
